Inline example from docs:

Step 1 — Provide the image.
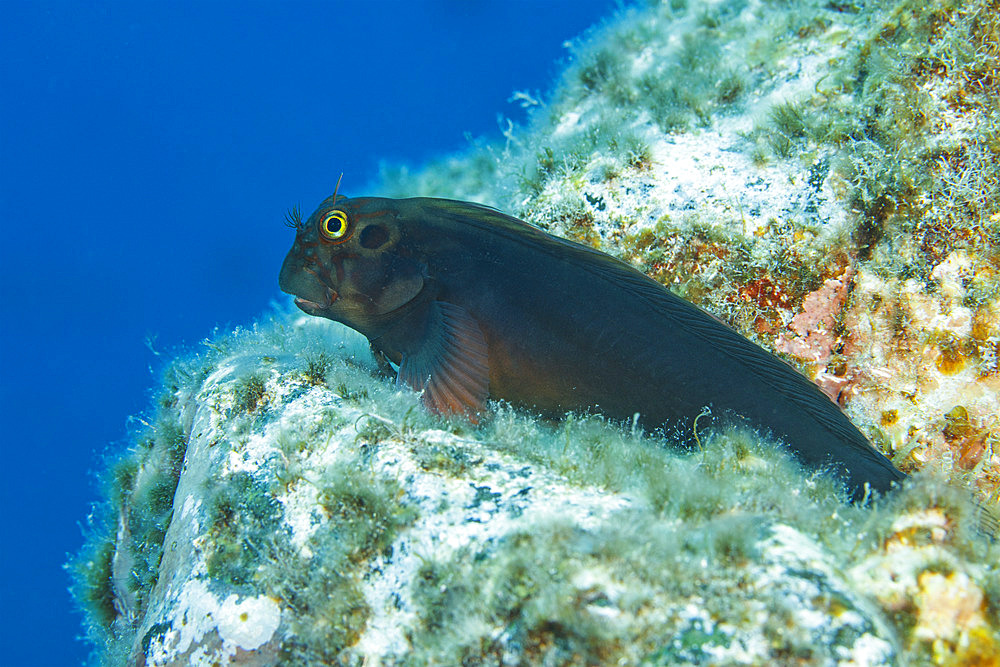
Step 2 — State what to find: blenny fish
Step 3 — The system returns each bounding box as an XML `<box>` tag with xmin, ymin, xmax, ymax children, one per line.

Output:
<box><xmin>279</xmin><ymin>194</ymin><xmax>905</xmax><ymax>501</ymax></box>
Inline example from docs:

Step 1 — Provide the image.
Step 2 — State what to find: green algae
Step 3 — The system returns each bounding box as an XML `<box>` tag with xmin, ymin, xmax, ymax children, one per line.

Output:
<box><xmin>70</xmin><ymin>358</ymin><xmax>205</xmax><ymax>665</ymax></box>
<box><xmin>204</xmin><ymin>471</ymin><xmax>285</xmax><ymax>587</ymax></box>
<box><xmin>316</xmin><ymin>459</ymin><xmax>418</xmax><ymax>564</ymax></box>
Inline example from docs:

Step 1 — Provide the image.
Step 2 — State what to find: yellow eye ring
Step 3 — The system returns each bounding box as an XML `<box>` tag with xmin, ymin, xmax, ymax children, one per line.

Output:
<box><xmin>320</xmin><ymin>210</ymin><xmax>350</xmax><ymax>241</ymax></box>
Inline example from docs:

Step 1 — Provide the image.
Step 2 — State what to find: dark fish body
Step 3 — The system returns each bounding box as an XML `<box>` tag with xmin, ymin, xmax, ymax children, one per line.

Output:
<box><xmin>280</xmin><ymin>196</ymin><xmax>905</xmax><ymax>501</ymax></box>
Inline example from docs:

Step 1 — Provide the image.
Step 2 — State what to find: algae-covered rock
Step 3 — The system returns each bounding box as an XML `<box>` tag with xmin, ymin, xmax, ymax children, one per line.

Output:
<box><xmin>74</xmin><ymin>317</ymin><xmax>998</xmax><ymax>665</ymax></box>
<box><xmin>74</xmin><ymin>0</ymin><xmax>1000</xmax><ymax>664</ymax></box>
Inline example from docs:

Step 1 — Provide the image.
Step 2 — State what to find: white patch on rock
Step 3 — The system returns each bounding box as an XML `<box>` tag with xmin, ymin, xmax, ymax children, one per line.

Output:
<box><xmin>145</xmin><ymin>578</ymin><xmax>281</xmax><ymax>665</ymax></box>
<box><xmin>215</xmin><ymin>593</ymin><xmax>281</xmax><ymax>650</ymax></box>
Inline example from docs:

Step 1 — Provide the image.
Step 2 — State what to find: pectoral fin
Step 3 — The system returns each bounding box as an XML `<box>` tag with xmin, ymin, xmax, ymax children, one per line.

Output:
<box><xmin>396</xmin><ymin>301</ymin><xmax>490</xmax><ymax>419</ymax></box>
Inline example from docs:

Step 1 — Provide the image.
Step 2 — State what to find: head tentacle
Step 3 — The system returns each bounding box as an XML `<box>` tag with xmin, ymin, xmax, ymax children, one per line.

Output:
<box><xmin>283</xmin><ymin>205</ymin><xmax>302</xmax><ymax>229</ymax></box>
<box><xmin>332</xmin><ymin>173</ymin><xmax>344</xmax><ymax>203</ymax></box>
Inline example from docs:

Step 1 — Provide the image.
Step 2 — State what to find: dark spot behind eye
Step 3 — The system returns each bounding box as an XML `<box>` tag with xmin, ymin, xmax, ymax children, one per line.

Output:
<box><xmin>359</xmin><ymin>224</ymin><xmax>389</xmax><ymax>249</ymax></box>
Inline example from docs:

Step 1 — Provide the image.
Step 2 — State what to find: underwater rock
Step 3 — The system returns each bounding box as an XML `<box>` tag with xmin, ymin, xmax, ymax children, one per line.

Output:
<box><xmin>75</xmin><ymin>317</ymin><xmax>998</xmax><ymax>666</ymax></box>
<box><xmin>75</xmin><ymin>0</ymin><xmax>1000</xmax><ymax>664</ymax></box>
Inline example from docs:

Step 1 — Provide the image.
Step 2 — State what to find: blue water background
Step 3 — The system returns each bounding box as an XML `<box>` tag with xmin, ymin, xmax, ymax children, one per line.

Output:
<box><xmin>0</xmin><ymin>1</ymin><xmax>620</xmax><ymax>662</ymax></box>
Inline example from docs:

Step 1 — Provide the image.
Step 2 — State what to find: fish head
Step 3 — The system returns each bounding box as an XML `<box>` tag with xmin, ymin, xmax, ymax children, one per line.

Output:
<box><xmin>279</xmin><ymin>195</ymin><xmax>427</xmax><ymax>334</ymax></box>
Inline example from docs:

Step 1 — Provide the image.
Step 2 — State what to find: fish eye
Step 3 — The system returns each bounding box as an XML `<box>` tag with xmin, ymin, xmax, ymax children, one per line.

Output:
<box><xmin>320</xmin><ymin>210</ymin><xmax>350</xmax><ymax>241</ymax></box>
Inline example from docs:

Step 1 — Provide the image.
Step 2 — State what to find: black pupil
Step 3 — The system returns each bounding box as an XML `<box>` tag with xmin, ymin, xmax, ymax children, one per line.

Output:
<box><xmin>327</xmin><ymin>215</ymin><xmax>343</xmax><ymax>234</ymax></box>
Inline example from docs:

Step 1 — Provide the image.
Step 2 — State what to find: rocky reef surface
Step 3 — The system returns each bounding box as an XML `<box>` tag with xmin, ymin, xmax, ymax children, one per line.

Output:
<box><xmin>74</xmin><ymin>0</ymin><xmax>1000</xmax><ymax>664</ymax></box>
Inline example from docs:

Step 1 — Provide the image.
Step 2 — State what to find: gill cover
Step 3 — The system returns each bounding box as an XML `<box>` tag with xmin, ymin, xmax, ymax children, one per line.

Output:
<box><xmin>368</xmin><ymin>254</ymin><xmax>425</xmax><ymax>315</ymax></box>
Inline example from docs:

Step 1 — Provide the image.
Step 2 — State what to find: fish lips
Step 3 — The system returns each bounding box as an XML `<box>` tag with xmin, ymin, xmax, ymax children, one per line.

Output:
<box><xmin>293</xmin><ymin>288</ymin><xmax>338</xmax><ymax>315</ymax></box>
<box><xmin>279</xmin><ymin>252</ymin><xmax>339</xmax><ymax>315</ymax></box>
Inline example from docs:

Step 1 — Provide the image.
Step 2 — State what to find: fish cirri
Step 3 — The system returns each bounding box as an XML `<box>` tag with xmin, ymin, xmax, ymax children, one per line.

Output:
<box><xmin>279</xmin><ymin>194</ymin><xmax>905</xmax><ymax>501</ymax></box>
